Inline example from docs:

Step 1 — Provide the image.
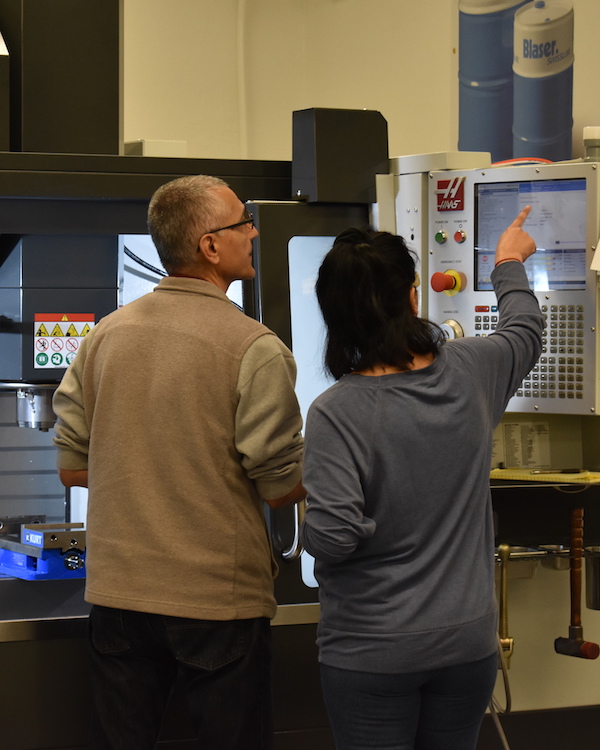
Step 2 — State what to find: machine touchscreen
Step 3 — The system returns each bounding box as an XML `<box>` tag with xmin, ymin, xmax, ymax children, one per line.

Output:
<box><xmin>475</xmin><ymin>178</ymin><xmax>587</xmax><ymax>292</ymax></box>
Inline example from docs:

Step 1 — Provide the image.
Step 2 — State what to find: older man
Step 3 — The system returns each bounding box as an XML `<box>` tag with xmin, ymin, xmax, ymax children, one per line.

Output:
<box><xmin>53</xmin><ymin>175</ymin><xmax>305</xmax><ymax>750</ymax></box>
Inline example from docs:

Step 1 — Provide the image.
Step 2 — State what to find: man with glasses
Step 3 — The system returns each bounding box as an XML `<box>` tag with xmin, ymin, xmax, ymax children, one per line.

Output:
<box><xmin>52</xmin><ymin>175</ymin><xmax>305</xmax><ymax>750</ymax></box>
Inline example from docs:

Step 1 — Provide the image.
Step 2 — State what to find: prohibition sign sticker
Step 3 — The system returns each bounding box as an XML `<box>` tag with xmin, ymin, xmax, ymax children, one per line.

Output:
<box><xmin>34</xmin><ymin>313</ymin><xmax>95</xmax><ymax>370</ymax></box>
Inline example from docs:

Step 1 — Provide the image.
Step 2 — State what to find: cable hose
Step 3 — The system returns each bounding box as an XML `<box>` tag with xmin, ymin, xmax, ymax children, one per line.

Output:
<box><xmin>491</xmin><ymin>634</ymin><xmax>512</xmax><ymax>714</ymax></box>
<box><xmin>488</xmin><ymin>634</ymin><xmax>512</xmax><ymax>749</ymax></box>
<box><xmin>124</xmin><ymin>245</ymin><xmax>166</xmax><ymax>277</ymax></box>
<box><xmin>488</xmin><ymin>700</ymin><xmax>511</xmax><ymax>750</ymax></box>
<box><xmin>122</xmin><ymin>245</ymin><xmax>244</xmax><ymax>312</ymax></box>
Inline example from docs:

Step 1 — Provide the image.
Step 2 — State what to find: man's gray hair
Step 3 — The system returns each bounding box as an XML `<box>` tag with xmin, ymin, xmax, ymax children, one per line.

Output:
<box><xmin>147</xmin><ymin>175</ymin><xmax>229</xmax><ymax>273</ymax></box>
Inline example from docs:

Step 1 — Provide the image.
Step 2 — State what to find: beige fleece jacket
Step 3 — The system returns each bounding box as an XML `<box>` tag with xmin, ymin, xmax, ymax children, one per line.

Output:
<box><xmin>53</xmin><ymin>277</ymin><xmax>303</xmax><ymax>620</ymax></box>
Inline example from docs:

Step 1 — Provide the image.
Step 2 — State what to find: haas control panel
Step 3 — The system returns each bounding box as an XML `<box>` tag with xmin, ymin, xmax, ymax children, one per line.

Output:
<box><xmin>427</xmin><ymin>162</ymin><xmax>600</xmax><ymax>416</ymax></box>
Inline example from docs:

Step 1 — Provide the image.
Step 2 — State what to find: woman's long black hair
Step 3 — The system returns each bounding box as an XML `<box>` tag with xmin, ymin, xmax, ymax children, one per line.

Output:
<box><xmin>315</xmin><ymin>227</ymin><xmax>444</xmax><ymax>380</ymax></box>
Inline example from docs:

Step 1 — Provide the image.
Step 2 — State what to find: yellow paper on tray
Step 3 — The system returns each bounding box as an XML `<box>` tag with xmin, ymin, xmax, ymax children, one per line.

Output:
<box><xmin>490</xmin><ymin>468</ymin><xmax>600</xmax><ymax>484</ymax></box>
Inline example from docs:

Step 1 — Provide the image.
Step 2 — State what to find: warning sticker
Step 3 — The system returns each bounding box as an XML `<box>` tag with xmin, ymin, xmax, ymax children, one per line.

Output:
<box><xmin>34</xmin><ymin>313</ymin><xmax>95</xmax><ymax>370</ymax></box>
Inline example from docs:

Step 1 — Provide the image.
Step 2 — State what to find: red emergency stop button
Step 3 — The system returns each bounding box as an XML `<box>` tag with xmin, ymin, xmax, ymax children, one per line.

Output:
<box><xmin>431</xmin><ymin>272</ymin><xmax>457</xmax><ymax>292</ymax></box>
<box><xmin>430</xmin><ymin>269</ymin><xmax>465</xmax><ymax>296</ymax></box>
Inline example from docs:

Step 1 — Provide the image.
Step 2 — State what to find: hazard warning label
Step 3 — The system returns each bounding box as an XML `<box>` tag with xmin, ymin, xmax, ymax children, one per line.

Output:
<box><xmin>34</xmin><ymin>313</ymin><xmax>95</xmax><ymax>369</ymax></box>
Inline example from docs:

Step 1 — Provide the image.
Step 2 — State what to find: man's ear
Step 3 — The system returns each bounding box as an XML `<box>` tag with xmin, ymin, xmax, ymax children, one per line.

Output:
<box><xmin>198</xmin><ymin>233</ymin><xmax>219</xmax><ymax>266</ymax></box>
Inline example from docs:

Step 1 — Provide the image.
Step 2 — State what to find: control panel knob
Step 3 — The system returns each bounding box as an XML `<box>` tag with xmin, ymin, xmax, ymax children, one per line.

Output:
<box><xmin>431</xmin><ymin>272</ymin><xmax>457</xmax><ymax>293</ymax></box>
<box><xmin>454</xmin><ymin>229</ymin><xmax>466</xmax><ymax>244</ymax></box>
<box><xmin>440</xmin><ymin>320</ymin><xmax>464</xmax><ymax>340</ymax></box>
<box><xmin>435</xmin><ymin>230</ymin><xmax>447</xmax><ymax>244</ymax></box>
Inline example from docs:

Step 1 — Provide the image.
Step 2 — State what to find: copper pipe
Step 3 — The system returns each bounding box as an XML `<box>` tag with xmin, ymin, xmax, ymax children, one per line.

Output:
<box><xmin>554</xmin><ymin>507</ymin><xmax>599</xmax><ymax>660</ymax></box>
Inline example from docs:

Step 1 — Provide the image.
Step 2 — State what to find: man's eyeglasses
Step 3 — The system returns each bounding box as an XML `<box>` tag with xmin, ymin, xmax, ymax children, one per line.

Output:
<box><xmin>207</xmin><ymin>210</ymin><xmax>255</xmax><ymax>234</ymax></box>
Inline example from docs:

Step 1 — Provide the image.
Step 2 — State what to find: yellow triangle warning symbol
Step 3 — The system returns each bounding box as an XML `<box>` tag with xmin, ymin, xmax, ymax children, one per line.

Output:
<box><xmin>61</xmin><ymin>314</ymin><xmax>69</xmax><ymax>322</ymax></box>
<box><xmin>36</xmin><ymin>324</ymin><xmax>49</xmax><ymax>337</ymax></box>
<box><xmin>51</xmin><ymin>324</ymin><xmax>64</xmax><ymax>337</ymax></box>
<box><xmin>80</xmin><ymin>324</ymin><xmax>92</xmax><ymax>337</ymax></box>
<box><xmin>66</xmin><ymin>324</ymin><xmax>78</xmax><ymax>336</ymax></box>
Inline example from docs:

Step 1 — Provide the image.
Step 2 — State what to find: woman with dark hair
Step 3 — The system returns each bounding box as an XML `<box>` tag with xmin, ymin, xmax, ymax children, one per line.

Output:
<box><xmin>301</xmin><ymin>207</ymin><xmax>543</xmax><ymax>750</ymax></box>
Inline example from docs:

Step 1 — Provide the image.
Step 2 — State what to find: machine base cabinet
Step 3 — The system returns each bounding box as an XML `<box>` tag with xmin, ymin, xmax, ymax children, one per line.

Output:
<box><xmin>0</xmin><ymin>622</ymin><xmax>335</xmax><ymax>750</ymax></box>
<box><xmin>478</xmin><ymin>705</ymin><xmax>600</xmax><ymax>749</ymax></box>
<box><xmin>1</xmin><ymin>624</ymin><xmax>600</xmax><ymax>748</ymax></box>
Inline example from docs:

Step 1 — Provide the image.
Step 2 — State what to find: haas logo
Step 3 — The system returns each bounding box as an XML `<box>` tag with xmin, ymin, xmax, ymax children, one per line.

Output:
<box><xmin>436</xmin><ymin>177</ymin><xmax>465</xmax><ymax>211</ymax></box>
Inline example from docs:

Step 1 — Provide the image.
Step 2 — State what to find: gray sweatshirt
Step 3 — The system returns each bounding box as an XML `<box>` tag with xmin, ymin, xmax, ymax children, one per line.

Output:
<box><xmin>301</xmin><ymin>261</ymin><xmax>544</xmax><ymax>673</ymax></box>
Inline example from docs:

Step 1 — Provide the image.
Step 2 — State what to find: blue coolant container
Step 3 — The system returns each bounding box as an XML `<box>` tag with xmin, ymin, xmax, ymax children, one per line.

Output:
<box><xmin>512</xmin><ymin>0</ymin><xmax>574</xmax><ymax>160</ymax></box>
<box><xmin>458</xmin><ymin>0</ymin><xmax>528</xmax><ymax>162</ymax></box>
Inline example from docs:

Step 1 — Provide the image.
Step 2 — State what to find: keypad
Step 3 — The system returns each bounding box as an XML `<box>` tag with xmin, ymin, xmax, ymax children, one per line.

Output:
<box><xmin>473</xmin><ymin>306</ymin><xmax>498</xmax><ymax>333</ymax></box>
<box><xmin>515</xmin><ymin>305</ymin><xmax>585</xmax><ymax>400</ymax></box>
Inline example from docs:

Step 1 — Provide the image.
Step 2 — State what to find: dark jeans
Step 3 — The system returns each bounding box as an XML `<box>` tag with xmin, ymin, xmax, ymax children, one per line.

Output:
<box><xmin>320</xmin><ymin>652</ymin><xmax>498</xmax><ymax>750</ymax></box>
<box><xmin>87</xmin><ymin>605</ymin><xmax>273</xmax><ymax>750</ymax></box>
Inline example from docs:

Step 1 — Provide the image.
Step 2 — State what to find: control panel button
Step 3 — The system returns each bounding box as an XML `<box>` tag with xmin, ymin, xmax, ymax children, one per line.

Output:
<box><xmin>430</xmin><ymin>270</ymin><xmax>465</xmax><ymax>296</ymax></box>
<box><xmin>431</xmin><ymin>272</ymin><xmax>456</xmax><ymax>292</ymax></box>
<box><xmin>435</xmin><ymin>230</ymin><xmax>448</xmax><ymax>244</ymax></box>
<box><xmin>454</xmin><ymin>229</ymin><xmax>466</xmax><ymax>244</ymax></box>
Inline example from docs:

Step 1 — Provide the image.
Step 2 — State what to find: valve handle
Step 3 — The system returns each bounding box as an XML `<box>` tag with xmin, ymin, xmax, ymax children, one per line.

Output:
<box><xmin>582</xmin><ymin>641</ymin><xmax>600</xmax><ymax>659</ymax></box>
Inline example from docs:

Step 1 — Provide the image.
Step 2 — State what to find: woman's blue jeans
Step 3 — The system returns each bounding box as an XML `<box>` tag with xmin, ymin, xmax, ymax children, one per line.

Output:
<box><xmin>87</xmin><ymin>605</ymin><xmax>273</xmax><ymax>750</ymax></box>
<box><xmin>320</xmin><ymin>652</ymin><xmax>498</xmax><ymax>750</ymax></box>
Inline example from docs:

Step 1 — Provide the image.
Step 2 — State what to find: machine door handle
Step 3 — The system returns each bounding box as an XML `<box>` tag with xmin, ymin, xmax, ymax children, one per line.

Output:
<box><xmin>281</xmin><ymin>499</ymin><xmax>306</xmax><ymax>562</ymax></box>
